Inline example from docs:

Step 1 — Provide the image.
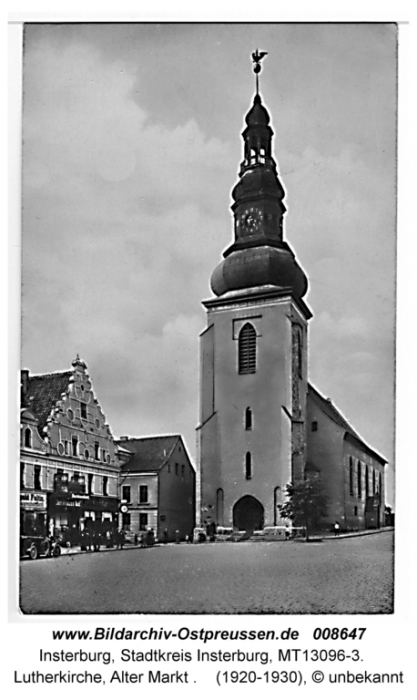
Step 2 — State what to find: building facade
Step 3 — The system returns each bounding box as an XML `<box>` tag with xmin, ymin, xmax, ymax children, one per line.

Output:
<box><xmin>20</xmin><ymin>355</ymin><xmax>120</xmax><ymax>543</ymax></box>
<box><xmin>306</xmin><ymin>384</ymin><xmax>386</xmax><ymax>531</ymax></box>
<box><xmin>197</xmin><ymin>73</ymin><xmax>386</xmax><ymax>533</ymax></box>
<box><xmin>117</xmin><ymin>435</ymin><xmax>195</xmax><ymax>542</ymax></box>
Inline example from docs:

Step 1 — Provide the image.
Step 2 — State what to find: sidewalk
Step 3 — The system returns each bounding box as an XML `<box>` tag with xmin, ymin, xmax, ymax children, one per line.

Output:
<box><xmin>321</xmin><ymin>526</ymin><xmax>394</xmax><ymax>541</ymax></box>
<box><xmin>60</xmin><ymin>542</ymin><xmax>161</xmax><ymax>556</ymax></box>
<box><xmin>58</xmin><ymin>527</ymin><xmax>394</xmax><ymax>555</ymax></box>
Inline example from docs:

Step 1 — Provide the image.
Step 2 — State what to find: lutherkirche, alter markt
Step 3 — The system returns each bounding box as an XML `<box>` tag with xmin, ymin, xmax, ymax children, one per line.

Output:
<box><xmin>20</xmin><ymin>53</ymin><xmax>388</xmax><ymax>548</ymax></box>
<box><xmin>196</xmin><ymin>53</ymin><xmax>387</xmax><ymax>534</ymax></box>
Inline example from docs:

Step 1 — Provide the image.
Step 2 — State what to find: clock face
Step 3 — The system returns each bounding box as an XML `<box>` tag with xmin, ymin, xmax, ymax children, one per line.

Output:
<box><xmin>240</xmin><ymin>207</ymin><xmax>263</xmax><ymax>235</ymax></box>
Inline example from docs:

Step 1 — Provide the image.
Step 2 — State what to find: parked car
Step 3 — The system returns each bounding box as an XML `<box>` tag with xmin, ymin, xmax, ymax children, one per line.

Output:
<box><xmin>20</xmin><ymin>535</ymin><xmax>61</xmax><ymax>560</ymax></box>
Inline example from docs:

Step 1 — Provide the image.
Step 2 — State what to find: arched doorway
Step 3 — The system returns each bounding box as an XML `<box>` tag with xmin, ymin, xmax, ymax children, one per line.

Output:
<box><xmin>233</xmin><ymin>496</ymin><xmax>264</xmax><ymax>532</ymax></box>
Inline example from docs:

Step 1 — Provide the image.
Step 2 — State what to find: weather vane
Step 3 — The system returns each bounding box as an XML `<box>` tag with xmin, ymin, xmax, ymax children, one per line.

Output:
<box><xmin>252</xmin><ymin>49</ymin><xmax>268</xmax><ymax>95</ymax></box>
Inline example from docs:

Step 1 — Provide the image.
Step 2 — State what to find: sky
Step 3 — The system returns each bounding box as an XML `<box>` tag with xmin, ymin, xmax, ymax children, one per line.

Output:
<box><xmin>20</xmin><ymin>22</ymin><xmax>397</xmax><ymax>504</ymax></box>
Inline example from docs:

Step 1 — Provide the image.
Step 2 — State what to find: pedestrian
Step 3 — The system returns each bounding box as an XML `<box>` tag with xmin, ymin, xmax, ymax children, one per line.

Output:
<box><xmin>285</xmin><ymin>524</ymin><xmax>290</xmax><ymax>540</ymax></box>
<box><xmin>185</xmin><ymin>534</ymin><xmax>190</xmax><ymax>544</ymax></box>
<box><xmin>163</xmin><ymin>528</ymin><xmax>169</xmax><ymax>544</ymax></box>
<box><xmin>175</xmin><ymin>529</ymin><xmax>181</xmax><ymax>544</ymax></box>
<box><xmin>334</xmin><ymin>521</ymin><xmax>340</xmax><ymax>537</ymax></box>
<box><xmin>119</xmin><ymin>528</ymin><xmax>125</xmax><ymax>549</ymax></box>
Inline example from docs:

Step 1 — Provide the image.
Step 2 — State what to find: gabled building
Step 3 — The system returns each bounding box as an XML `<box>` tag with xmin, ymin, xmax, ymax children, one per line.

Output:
<box><xmin>116</xmin><ymin>435</ymin><xmax>195</xmax><ymax>542</ymax></box>
<box><xmin>20</xmin><ymin>355</ymin><xmax>120</xmax><ymax>542</ymax></box>
<box><xmin>306</xmin><ymin>384</ymin><xmax>386</xmax><ymax>531</ymax></box>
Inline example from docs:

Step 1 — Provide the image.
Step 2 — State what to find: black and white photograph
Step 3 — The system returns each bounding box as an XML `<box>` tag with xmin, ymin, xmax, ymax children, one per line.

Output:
<box><xmin>16</xmin><ymin>22</ymin><xmax>397</xmax><ymax>617</ymax></box>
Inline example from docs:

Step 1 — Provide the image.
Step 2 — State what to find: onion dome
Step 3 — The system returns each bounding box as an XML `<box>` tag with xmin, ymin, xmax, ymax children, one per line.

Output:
<box><xmin>245</xmin><ymin>93</ymin><xmax>270</xmax><ymax>127</ymax></box>
<box><xmin>211</xmin><ymin>245</ymin><xmax>308</xmax><ymax>298</ymax></box>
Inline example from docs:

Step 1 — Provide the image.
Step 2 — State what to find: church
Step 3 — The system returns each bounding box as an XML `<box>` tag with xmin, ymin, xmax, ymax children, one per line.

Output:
<box><xmin>196</xmin><ymin>56</ymin><xmax>386</xmax><ymax>534</ymax></box>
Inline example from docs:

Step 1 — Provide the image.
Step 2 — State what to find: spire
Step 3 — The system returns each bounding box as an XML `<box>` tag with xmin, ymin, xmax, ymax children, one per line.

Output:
<box><xmin>209</xmin><ymin>52</ymin><xmax>308</xmax><ymax>302</ymax></box>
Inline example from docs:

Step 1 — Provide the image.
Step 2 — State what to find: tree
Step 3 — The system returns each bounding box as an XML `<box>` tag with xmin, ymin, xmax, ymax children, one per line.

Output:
<box><xmin>278</xmin><ymin>474</ymin><xmax>329</xmax><ymax>540</ymax></box>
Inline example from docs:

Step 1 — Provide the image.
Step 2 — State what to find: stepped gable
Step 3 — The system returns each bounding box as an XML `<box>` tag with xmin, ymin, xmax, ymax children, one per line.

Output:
<box><xmin>117</xmin><ymin>435</ymin><xmax>181</xmax><ymax>472</ymax></box>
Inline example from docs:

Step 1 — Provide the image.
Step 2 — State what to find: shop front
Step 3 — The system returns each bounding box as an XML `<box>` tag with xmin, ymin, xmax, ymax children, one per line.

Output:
<box><xmin>20</xmin><ymin>491</ymin><xmax>48</xmax><ymax>537</ymax></box>
<box><xmin>48</xmin><ymin>492</ymin><xmax>119</xmax><ymax>545</ymax></box>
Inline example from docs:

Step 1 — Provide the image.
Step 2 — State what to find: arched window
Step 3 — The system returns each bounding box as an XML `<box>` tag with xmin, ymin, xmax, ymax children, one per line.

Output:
<box><xmin>365</xmin><ymin>465</ymin><xmax>369</xmax><ymax>498</ymax></box>
<box><xmin>357</xmin><ymin>461</ymin><xmax>362</xmax><ymax>498</ymax></box>
<box><xmin>274</xmin><ymin>486</ymin><xmax>280</xmax><ymax>526</ymax></box>
<box><xmin>216</xmin><ymin>488</ymin><xmax>224</xmax><ymax>527</ymax></box>
<box><xmin>239</xmin><ymin>323</ymin><xmax>257</xmax><ymax>374</ymax></box>
<box><xmin>24</xmin><ymin>427</ymin><xmax>32</xmax><ymax>448</ymax></box>
<box><xmin>349</xmin><ymin>457</ymin><xmax>354</xmax><ymax>496</ymax></box>
<box><xmin>245</xmin><ymin>407</ymin><xmax>253</xmax><ymax>430</ymax></box>
<box><xmin>245</xmin><ymin>452</ymin><xmax>252</xmax><ymax>480</ymax></box>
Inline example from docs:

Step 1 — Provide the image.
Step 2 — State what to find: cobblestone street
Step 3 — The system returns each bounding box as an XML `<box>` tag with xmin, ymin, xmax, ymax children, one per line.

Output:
<box><xmin>19</xmin><ymin>531</ymin><xmax>393</xmax><ymax>615</ymax></box>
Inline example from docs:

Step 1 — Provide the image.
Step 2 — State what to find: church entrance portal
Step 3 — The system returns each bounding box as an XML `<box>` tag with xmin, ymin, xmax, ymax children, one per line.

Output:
<box><xmin>233</xmin><ymin>496</ymin><xmax>264</xmax><ymax>532</ymax></box>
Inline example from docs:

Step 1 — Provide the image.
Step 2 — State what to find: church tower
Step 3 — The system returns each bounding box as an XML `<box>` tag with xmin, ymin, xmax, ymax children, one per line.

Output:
<box><xmin>197</xmin><ymin>54</ymin><xmax>312</xmax><ymax>532</ymax></box>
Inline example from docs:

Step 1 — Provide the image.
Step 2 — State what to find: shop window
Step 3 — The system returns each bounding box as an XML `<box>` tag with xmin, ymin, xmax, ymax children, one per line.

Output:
<box><xmin>80</xmin><ymin>402</ymin><xmax>87</xmax><ymax>419</ymax></box>
<box><xmin>122</xmin><ymin>485</ymin><xmax>131</xmax><ymax>503</ymax></box>
<box><xmin>245</xmin><ymin>452</ymin><xmax>252</xmax><ymax>480</ymax></box>
<box><xmin>238</xmin><ymin>323</ymin><xmax>256</xmax><ymax>374</ymax></box>
<box><xmin>139</xmin><ymin>513</ymin><xmax>148</xmax><ymax>531</ymax></box>
<box><xmin>24</xmin><ymin>427</ymin><xmax>32</xmax><ymax>448</ymax></box>
<box><xmin>311</xmin><ymin>421</ymin><xmax>318</xmax><ymax>432</ymax></box>
<box><xmin>245</xmin><ymin>407</ymin><xmax>253</xmax><ymax>430</ymax></box>
<box><xmin>20</xmin><ymin>462</ymin><xmax>25</xmax><ymax>489</ymax></box>
<box><xmin>122</xmin><ymin>512</ymin><xmax>131</xmax><ymax>530</ymax></box>
<box><xmin>34</xmin><ymin>465</ymin><xmax>41</xmax><ymax>490</ymax></box>
<box><xmin>72</xmin><ymin>435</ymin><xmax>78</xmax><ymax>457</ymax></box>
<box><xmin>349</xmin><ymin>457</ymin><xmax>354</xmax><ymax>496</ymax></box>
<box><xmin>139</xmin><ymin>485</ymin><xmax>148</xmax><ymax>503</ymax></box>
<box><xmin>103</xmin><ymin>476</ymin><xmax>108</xmax><ymax>496</ymax></box>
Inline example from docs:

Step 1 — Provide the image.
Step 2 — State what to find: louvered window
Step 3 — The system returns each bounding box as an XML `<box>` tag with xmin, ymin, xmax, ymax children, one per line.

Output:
<box><xmin>238</xmin><ymin>323</ymin><xmax>257</xmax><ymax>374</ymax></box>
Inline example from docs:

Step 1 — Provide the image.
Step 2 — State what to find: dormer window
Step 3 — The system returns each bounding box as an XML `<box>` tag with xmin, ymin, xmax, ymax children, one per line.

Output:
<box><xmin>24</xmin><ymin>427</ymin><xmax>32</xmax><ymax>448</ymax></box>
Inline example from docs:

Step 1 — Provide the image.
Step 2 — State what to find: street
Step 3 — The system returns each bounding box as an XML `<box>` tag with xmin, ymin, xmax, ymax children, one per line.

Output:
<box><xmin>20</xmin><ymin>531</ymin><xmax>393</xmax><ymax>614</ymax></box>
